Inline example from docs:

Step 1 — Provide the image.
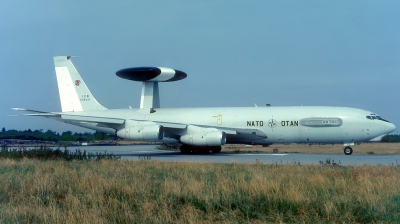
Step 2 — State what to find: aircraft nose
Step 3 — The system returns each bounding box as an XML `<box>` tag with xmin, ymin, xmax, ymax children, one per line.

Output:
<box><xmin>386</xmin><ymin>122</ymin><xmax>396</xmax><ymax>134</ymax></box>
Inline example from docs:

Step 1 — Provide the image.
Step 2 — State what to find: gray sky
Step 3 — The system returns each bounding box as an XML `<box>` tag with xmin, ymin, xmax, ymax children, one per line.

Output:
<box><xmin>1</xmin><ymin>1</ymin><xmax>399</xmax><ymax>134</ymax></box>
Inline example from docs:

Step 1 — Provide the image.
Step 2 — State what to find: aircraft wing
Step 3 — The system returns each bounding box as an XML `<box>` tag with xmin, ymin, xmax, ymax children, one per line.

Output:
<box><xmin>189</xmin><ymin>124</ymin><xmax>267</xmax><ymax>137</ymax></box>
<box><xmin>11</xmin><ymin>108</ymin><xmax>267</xmax><ymax>139</ymax></box>
<box><xmin>59</xmin><ymin>115</ymin><xmax>268</xmax><ymax>138</ymax></box>
<box><xmin>154</xmin><ymin>121</ymin><xmax>266</xmax><ymax>137</ymax></box>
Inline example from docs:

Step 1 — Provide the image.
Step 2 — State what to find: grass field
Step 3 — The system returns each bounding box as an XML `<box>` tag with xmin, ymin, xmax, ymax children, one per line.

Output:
<box><xmin>1</xmin><ymin>159</ymin><xmax>400</xmax><ymax>223</ymax></box>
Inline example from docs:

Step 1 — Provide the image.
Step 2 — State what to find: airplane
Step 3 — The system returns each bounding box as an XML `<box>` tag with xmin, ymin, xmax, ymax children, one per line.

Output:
<box><xmin>12</xmin><ymin>56</ymin><xmax>396</xmax><ymax>155</ymax></box>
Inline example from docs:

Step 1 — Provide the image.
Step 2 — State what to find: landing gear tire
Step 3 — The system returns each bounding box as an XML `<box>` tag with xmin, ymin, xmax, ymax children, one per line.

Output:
<box><xmin>180</xmin><ymin>144</ymin><xmax>202</xmax><ymax>154</ymax></box>
<box><xmin>344</xmin><ymin>146</ymin><xmax>353</xmax><ymax>155</ymax></box>
<box><xmin>211</xmin><ymin>146</ymin><xmax>222</xmax><ymax>153</ymax></box>
<box><xmin>180</xmin><ymin>145</ymin><xmax>191</xmax><ymax>154</ymax></box>
<box><xmin>179</xmin><ymin>145</ymin><xmax>221</xmax><ymax>154</ymax></box>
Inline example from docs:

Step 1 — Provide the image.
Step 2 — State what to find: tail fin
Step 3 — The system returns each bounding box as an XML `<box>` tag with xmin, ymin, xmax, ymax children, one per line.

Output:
<box><xmin>53</xmin><ymin>56</ymin><xmax>107</xmax><ymax>112</ymax></box>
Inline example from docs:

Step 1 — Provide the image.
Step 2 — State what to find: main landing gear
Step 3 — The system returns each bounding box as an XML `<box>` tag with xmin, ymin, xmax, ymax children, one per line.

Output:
<box><xmin>344</xmin><ymin>146</ymin><xmax>353</xmax><ymax>155</ymax></box>
<box><xmin>180</xmin><ymin>144</ymin><xmax>222</xmax><ymax>154</ymax></box>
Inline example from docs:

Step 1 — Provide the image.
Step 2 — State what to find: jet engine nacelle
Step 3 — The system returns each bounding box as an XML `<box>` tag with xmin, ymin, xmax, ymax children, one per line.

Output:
<box><xmin>117</xmin><ymin>121</ymin><xmax>164</xmax><ymax>141</ymax></box>
<box><xmin>180</xmin><ymin>131</ymin><xmax>226</xmax><ymax>146</ymax></box>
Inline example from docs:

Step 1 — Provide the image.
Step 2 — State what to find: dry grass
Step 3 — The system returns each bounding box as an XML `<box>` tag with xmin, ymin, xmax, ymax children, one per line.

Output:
<box><xmin>1</xmin><ymin>159</ymin><xmax>400</xmax><ymax>223</ymax></box>
<box><xmin>223</xmin><ymin>142</ymin><xmax>400</xmax><ymax>155</ymax></box>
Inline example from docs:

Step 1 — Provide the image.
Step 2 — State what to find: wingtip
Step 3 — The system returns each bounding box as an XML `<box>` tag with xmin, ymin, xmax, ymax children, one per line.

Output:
<box><xmin>11</xmin><ymin>108</ymin><xmax>27</xmax><ymax>111</ymax></box>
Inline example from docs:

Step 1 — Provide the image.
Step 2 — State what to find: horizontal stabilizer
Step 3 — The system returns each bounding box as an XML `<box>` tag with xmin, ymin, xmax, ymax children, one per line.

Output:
<box><xmin>11</xmin><ymin>108</ymin><xmax>51</xmax><ymax>114</ymax></box>
<box><xmin>9</xmin><ymin>114</ymin><xmax>60</xmax><ymax>119</ymax></box>
<box><xmin>11</xmin><ymin>108</ymin><xmax>60</xmax><ymax>118</ymax></box>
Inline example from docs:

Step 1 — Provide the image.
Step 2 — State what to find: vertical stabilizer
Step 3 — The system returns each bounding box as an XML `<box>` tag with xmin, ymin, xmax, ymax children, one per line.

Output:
<box><xmin>53</xmin><ymin>56</ymin><xmax>107</xmax><ymax>112</ymax></box>
<box><xmin>140</xmin><ymin>81</ymin><xmax>160</xmax><ymax>109</ymax></box>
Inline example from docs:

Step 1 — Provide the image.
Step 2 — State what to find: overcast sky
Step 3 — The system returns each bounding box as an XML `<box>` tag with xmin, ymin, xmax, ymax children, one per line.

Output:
<box><xmin>1</xmin><ymin>1</ymin><xmax>399</xmax><ymax>134</ymax></box>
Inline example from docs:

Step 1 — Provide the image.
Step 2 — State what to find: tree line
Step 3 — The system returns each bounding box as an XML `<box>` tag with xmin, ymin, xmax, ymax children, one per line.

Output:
<box><xmin>1</xmin><ymin>127</ymin><xmax>399</xmax><ymax>142</ymax></box>
<box><xmin>381</xmin><ymin>134</ymin><xmax>400</xmax><ymax>143</ymax></box>
<box><xmin>0</xmin><ymin>127</ymin><xmax>109</xmax><ymax>142</ymax></box>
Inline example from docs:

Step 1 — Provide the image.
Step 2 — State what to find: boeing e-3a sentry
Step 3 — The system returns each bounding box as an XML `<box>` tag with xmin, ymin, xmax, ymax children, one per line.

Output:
<box><xmin>12</xmin><ymin>56</ymin><xmax>396</xmax><ymax>155</ymax></box>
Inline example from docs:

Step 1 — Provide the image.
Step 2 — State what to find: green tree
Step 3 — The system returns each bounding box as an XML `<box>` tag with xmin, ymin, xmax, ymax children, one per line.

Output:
<box><xmin>61</xmin><ymin>131</ymin><xmax>74</xmax><ymax>141</ymax></box>
<box><xmin>95</xmin><ymin>131</ymin><xmax>109</xmax><ymax>140</ymax></box>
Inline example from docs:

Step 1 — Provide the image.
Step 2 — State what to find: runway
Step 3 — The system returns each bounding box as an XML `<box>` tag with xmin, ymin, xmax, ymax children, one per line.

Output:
<box><xmin>81</xmin><ymin>145</ymin><xmax>400</xmax><ymax>165</ymax></box>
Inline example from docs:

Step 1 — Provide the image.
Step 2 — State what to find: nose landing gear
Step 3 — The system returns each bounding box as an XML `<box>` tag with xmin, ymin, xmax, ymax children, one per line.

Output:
<box><xmin>344</xmin><ymin>146</ymin><xmax>353</xmax><ymax>155</ymax></box>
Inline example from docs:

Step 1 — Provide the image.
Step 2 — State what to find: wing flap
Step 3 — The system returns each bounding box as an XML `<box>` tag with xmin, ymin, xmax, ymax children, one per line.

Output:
<box><xmin>154</xmin><ymin>122</ymin><xmax>187</xmax><ymax>129</ymax></box>
<box><xmin>61</xmin><ymin>114</ymin><xmax>125</xmax><ymax>124</ymax></box>
<box><xmin>235</xmin><ymin>128</ymin><xmax>267</xmax><ymax>137</ymax></box>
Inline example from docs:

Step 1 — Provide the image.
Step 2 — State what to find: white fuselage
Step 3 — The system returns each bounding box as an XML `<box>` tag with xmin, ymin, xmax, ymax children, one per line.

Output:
<box><xmin>61</xmin><ymin>106</ymin><xmax>395</xmax><ymax>145</ymax></box>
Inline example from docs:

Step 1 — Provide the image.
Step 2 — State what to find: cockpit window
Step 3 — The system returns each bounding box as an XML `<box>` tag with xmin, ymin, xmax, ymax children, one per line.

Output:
<box><xmin>378</xmin><ymin>117</ymin><xmax>390</xmax><ymax>122</ymax></box>
<box><xmin>366</xmin><ymin>115</ymin><xmax>390</xmax><ymax>122</ymax></box>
